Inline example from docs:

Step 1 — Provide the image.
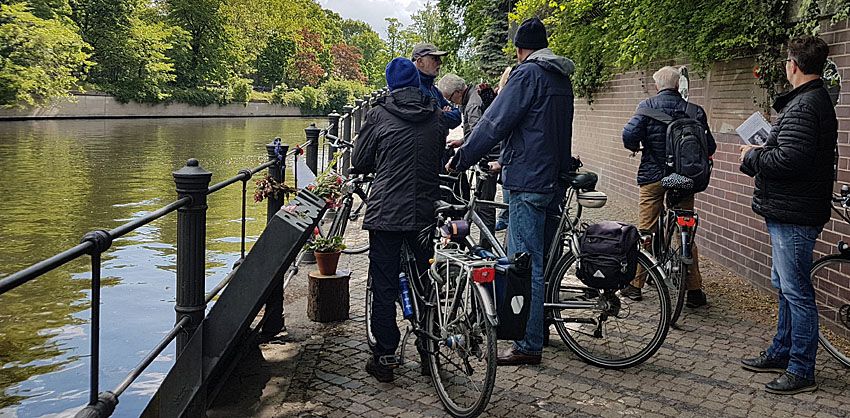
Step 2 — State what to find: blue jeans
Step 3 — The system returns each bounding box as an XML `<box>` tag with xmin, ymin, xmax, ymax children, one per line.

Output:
<box><xmin>507</xmin><ymin>188</ymin><xmax>563</xmax><ymax>355</ymax></box>
<box><xmin>498</xmin><ymin>189</ymin><xmax>510</xmax><ymax>223</ymax></box>
<box><xmin>765</xmin><ymin>220</ymin><xmax>822</xmax><ymax>380</ymax></box>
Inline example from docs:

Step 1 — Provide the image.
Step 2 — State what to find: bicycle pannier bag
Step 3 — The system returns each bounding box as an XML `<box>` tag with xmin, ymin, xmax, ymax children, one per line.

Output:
<box><xmin>635</xmin><ymin>103</ymin><xmax>712</xmax><ymax>197</ymax></box>
<box><xmin>576</xmin><ymin>221</ymin><xmax>640</xmax><ymax>289</ymax></box>
<box><xmin>494</xmin><ymin>252</ymin><xmax>531</xmax><ymax>341</ymax></box>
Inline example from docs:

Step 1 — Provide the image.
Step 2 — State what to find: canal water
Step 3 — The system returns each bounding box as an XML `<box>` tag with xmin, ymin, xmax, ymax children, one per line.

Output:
<box><xmin>0</xmin><ymin>117</ymin><xmax>322</xmax><ymax>417</ymax></box>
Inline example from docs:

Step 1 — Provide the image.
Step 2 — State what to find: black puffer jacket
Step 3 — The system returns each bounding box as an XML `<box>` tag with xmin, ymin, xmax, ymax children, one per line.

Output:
<box><xmin>740</xmin><ymin>79</ymin><xmax>837</xmax><ymax>226</ymax></box>
<box><xmin>352</xmin><ymin>87</ymin><xmax>447</xmax><ymax>231</ymax></box>
<box><xmin>622</xmin><ymin>89</ymin><xmax>716</xmax><ymax>185</ymax></box>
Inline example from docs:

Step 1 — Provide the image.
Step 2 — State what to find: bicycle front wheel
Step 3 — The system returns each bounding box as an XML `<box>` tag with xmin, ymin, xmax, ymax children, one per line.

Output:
<box><xmin>547</xmin><ymin>251</ymin><xmax>671</xmax><ymax>369</ymax></box>
<box><xmin>426</xmin><ymin>264</ymin><xmax>497</xmax><ymax>418</ymax></box>
<box><xmin>811</xmin><ymin>255</ymin><xmax>850</xmax><ymax>368</ymax></box>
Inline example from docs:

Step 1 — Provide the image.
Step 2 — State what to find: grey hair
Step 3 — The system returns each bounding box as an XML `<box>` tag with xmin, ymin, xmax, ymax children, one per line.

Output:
<box><xmin>498</xmin><ymin>66</ymin><xmax>512</xmax><ymax>91</ymax></box>
<box><xmin>437</xmin><ymin>74</ymin><xmax>466</xmax><ymax>95</ymax></box>
<box><xmin>653</xmin><ymin>66</ymin><xmax>680</xmax><ymax>90</ymax></box>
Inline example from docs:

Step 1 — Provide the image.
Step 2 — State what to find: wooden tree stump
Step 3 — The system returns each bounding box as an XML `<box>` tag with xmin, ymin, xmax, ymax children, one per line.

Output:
<box><xmin>307</xmin><ymin>271</ymin><xmax>350</xmax><ymax>322</ymax></box>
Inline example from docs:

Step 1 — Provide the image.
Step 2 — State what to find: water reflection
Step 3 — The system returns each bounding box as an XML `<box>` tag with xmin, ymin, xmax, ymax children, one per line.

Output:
<box><xmin>0</xmin><ymin>117</ymin><xmax>320</xmax><ymax>417</ymax></box>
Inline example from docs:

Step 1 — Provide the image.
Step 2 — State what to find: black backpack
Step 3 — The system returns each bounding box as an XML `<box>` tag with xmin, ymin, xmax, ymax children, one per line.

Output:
<box><xmin>635</xmin><ymin>103</ymin><xmax>712</xmax><ymax>196</ymax></box>
<box><xmin>576</xmin><ymin>221</ymin><xmax>640</xmax><ymax>289</ymax></box>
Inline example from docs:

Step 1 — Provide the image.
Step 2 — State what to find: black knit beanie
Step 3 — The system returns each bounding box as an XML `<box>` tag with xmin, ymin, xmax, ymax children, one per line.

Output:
<box><xmin>514</xmin><ymin>17</ymin><xmax>548</xmax><ymax>50</ymax></box>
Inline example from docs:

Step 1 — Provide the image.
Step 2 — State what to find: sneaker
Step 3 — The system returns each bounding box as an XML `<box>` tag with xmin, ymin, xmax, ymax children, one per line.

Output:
<box><xmin>685</xmin><ymin>289</ymin><xmax>707</xmax><ymax>308</ymax></box>
<box><xmin>494</xmin><ymin>220</ymin><xmax>508</xmax><ymax>231</ymax></box>
<box><xmin>765</xmin><ymin>372</ymin><xmax>817</xmax><ymax>395</ymax></box>
<box><xmin>741</xmin><ymin>351</ymin><xmax>789</xmax><ymax>373</ymax></box>
<box><xmin>620</xmin><ymin>284</ymin><xmax>642</xmax><ymax>301</ymax></box>
<box><xmin>366</xmin><ymin>355</ymin><xmax>396</xmax><ymax>383</ymax></box>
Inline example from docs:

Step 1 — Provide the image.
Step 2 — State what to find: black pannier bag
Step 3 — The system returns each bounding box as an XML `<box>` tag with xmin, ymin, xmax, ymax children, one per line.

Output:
<box><xmin>576</xmin><ymin>221</ymin><xmax>640</xmax><ymax>289</ymax></box>
<box><xmin>494</xmin><ymin>252</ymin><xmax>531</xmax><ymax>341</ymax></box>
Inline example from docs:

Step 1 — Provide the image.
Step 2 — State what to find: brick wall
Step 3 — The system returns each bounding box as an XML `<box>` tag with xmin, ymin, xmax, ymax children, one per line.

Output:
<box><xmin>572</xmin><ymin>19</ymin><xmax>850</xmax><ymax>322</ymax></box>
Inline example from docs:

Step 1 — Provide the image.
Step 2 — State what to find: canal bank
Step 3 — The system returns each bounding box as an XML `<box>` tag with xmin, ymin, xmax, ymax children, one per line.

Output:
<box><xmin>0</xmin><ymin>94</ymin><xmax>306</xmax><ymax>120</ymax></box>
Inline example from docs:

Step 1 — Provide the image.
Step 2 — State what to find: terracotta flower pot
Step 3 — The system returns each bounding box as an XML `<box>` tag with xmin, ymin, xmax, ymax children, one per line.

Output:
<box><xmin>315</xmin><ymin>250</ymin><xmax>342</xmax><ymax>275</ymax></box>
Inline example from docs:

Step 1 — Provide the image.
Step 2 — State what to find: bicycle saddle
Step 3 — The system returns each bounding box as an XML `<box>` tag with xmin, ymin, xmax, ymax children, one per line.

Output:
<box><xmin>560</xmin><ymin>171</ymin><xmax>598</xmax><ymax>191</ymax></box>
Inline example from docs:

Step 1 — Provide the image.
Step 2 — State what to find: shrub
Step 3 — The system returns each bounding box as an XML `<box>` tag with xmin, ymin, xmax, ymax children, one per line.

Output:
<box><xmin>282</xmin><ymin>90</ymin><xmax>304</xmax><ymax>107</ymax></box>
<box><xmin>228</xmin><ymin>78</ymin><xmax>253</xmax><ymax>105</ymax></box>
<box><xmin>270</xmin><ymin>84</ymin><xmax>287</xmax><ymax>104</ymax></box>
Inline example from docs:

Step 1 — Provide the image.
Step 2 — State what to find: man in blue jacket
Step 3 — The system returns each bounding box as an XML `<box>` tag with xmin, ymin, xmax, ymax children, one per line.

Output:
<box><xmin>411</xmin><ymin>43</ymin><xmax>461</xmax><ymax>129</ymax></box>
<box><xmin>448</xmin><ymin>17</ymin><xmax>575</xmax><ymax>366</ymax></box>
<box><xmin>621</xmin><ymin>66</ymin><xmax>716</xmax><ymax>308</ymax></box>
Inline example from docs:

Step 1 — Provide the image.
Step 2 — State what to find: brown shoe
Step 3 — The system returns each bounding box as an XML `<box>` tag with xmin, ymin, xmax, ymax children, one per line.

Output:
<box><xmin>497</xmin><ymin>346</ymin><xmax>541</xmax><ymax>366</ymax></box>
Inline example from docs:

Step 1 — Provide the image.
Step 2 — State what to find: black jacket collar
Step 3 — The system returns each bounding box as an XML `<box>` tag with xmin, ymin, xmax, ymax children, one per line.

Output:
<box><xmin>773</xmin><ymin>78</ymin><xmax>824</xmax><ymax>112</ymax></box>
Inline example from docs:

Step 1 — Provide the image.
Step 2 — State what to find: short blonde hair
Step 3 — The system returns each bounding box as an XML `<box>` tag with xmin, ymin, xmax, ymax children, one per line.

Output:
<box><xmin>653</xmin><ymin>66</ymin><xmax>680</xmax><ymax>90</ymax></box>
<box><xmin>498</xmin><ymin>67</ymin><xmax>512</xmax><ymax>91</ymax></box>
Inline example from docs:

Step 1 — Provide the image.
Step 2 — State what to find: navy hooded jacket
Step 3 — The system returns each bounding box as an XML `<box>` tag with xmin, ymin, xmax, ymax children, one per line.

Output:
<box><xmin>622</xmin><ymin>89</ymin><xmax>716</xmax><ymax>185</ymax></box>
<box><xmin>418</xmin><ymin>70</ymin><xmax>461</xmax><ymax>129</ymax></box>
<box><xmin>449</xmin><ymin>49</ymin><xmax>575</xmax><ymax>193</ymax></box>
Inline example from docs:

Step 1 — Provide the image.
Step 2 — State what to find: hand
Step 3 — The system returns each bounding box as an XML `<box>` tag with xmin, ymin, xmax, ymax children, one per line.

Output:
<box><xmin>442</xmin><ymin>106</ymin><xmax>452</xmax><ymax>112</ymax></box>
<box><xmin>739</xmin><ymin>145</ymin><xmax>762</xmax><ymax>162</ymax></box>
<box><xmin>488</xmin><ymin>161</ymin><xmax>502</xmax><ymax>172</ymax></box>
<box><xmin>446</xmin><ymin>138</ymin><xmax>463</xmax><ymax>148</ymax></box>
<box><xmin>445</xmin><ymin>158</ymin><xmax>457</xmax><ymax>173</ymax></box>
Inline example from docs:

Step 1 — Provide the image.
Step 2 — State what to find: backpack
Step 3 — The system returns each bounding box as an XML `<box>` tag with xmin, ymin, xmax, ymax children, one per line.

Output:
<box><xmin>576</xmin><ymin>221</ymin><xmax>640</xmax><ymax>289</ymax></box>
<box><xmin>477</xmin><ymin>83</ymin><xmax>496</xmax><ymax>112</ymax></box>
<box><xmin>635</xmin><ymin>103</ymin><xmax>712</xmax><ymax>197</ymax></box>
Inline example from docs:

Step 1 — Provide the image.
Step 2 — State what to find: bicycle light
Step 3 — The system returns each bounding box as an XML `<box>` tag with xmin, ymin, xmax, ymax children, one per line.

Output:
<box><xmin>473</xmin><ymin>267</ymin><xmax>495</xmax><ymax>283</ymax></box>
<box><xmin>676</xmin><ymin>216</ymin><xmax>696</xmax><ymax>227</ymax></box>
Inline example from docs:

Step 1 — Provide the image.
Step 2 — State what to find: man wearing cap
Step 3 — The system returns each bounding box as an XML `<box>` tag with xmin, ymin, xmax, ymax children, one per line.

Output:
<box><xmin>352</xmin><ymin>57</ymin><xmax>447</xmax><ymax>383</ymax></box>
<box><xmin>411</xmin><ymin>42</ymin><xmax>461</xmax><ymax>129</ymax></box>
<box><xmin>447</xmin><ymin>17</ymin><xmax>575</xmax><ymax>366</ymax></box>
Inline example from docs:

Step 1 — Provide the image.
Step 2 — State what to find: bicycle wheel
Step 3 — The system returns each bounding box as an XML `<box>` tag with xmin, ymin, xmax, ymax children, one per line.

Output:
<box><xmin>662</xmin><ymin>220</ymin><xmax>687</xmax><ymax>326</ymax></box>
<box><xmin>547</xmin><ymin>251</ymin><xmax>670</xmax><ymax>369</ymax></box>
<box><xmin>811</xmin><ymin>255</ymin><xmax>850</xmax><ymax>368</ymax></box>
<box><xmin>332</xmin><ymin>195</ymin><xmax>370</xmax><ymax>254</ymax></box>
<box><xmin>426</xmin><ymin>263</ymin><xmax>497</xmax><ymax>418</ymax></box>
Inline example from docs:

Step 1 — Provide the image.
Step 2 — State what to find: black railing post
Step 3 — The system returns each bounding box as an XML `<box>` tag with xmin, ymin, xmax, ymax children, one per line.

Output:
<box><xmin>342</xmin><ymin>104</ymin><xmax>354</xmax><ymax>175</ymax></box>
<box><xmin>173</xmin><ymin>158</ymin><xmax>211</xmax><ymax>351</ymax></box>
<box><xmin>261</xmin><ymin>139</ymin><xmax>289</xmax><ymax>335</ymax></box>
<box><xmin>354</xmin><ymin>99</ymin><xmax>364</xmax><ymax>142</ymax></box>
<box><xmin>172</xmin><ymin>158</ymin><xmax>210</xmax><ymax>417</ymax></box>
<box><xmin>327</xmin><ymin>110</ymin><xmax>341</xmax><ymax>170</ymax></box>
<box><xmin>305</xmin><ymin>123</ymin><xmax>320</xmax><ymax>176</ymax></box>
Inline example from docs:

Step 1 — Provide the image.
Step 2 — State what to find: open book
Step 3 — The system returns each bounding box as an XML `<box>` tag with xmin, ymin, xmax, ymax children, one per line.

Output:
<box><xmin>736</xmin><ymin>112</ymin><xmax>772</xmax><ymax>146</ymax></box>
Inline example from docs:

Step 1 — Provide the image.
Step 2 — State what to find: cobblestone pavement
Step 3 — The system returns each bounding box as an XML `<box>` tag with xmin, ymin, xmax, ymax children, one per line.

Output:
<box><xmin>208</xmin><ymin>191</ymin><xmax>850</xmax><ymax>418</ymax></box>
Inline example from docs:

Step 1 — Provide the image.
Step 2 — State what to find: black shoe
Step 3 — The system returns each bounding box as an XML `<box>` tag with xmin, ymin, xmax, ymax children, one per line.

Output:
<box><xmin>620</xmin><ymin>284</ymin><xmax>642</xmax><ymax>301</ymax></box>
<box><xmin>765</xmin><ymin>372</ymin><xmax>817</xmax><ymax>395</ymax></box>
<box><xmin>685</xmin><ymin>289</ymin><xmax>707</xmax><ymax>308</ymax></box>
<box><xmin>366</xmin><ymin>355</ymin><xmax>396</xmax><ymax>383</ymax></box>
<box><xmin>741</xmin><ymin>351</ymin><xmax>789</xmax><ymax>373</ymax></box>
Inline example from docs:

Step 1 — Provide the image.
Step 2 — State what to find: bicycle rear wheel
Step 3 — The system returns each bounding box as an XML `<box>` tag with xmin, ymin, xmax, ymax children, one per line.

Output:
<box><xmin>426</xmin><ymin>263</ymin><xmax>497</xmax><ymax>418</ymax></box>
<box><xmin>663</xmin><ymin>218</ymin><xmax>687</xmax><ymax>326</ymax></box>
<box><xmin>811</xmin><ymin>255</ymin><xmax>850</xmax><ymax>368</ymax></box>
<box><xmin>547</xmin><ymin>251</ymin><xmax>670</xmax><ymax>369</ymax></box>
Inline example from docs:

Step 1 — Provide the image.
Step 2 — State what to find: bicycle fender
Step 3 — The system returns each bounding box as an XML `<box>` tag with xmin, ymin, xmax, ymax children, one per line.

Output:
<box><xmin>640</xmin><ymin>248</ymin><xmax>671</xmax><ymax>289</ymax></box>
<box><xmin>472</xmin><ymin>282</ymin><xmax>500</xmax><ymax>327</ymax></box>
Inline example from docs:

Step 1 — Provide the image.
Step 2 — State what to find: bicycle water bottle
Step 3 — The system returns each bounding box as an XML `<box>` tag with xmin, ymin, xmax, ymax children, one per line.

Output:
<box><xmin>399</xmin><ymin>273</ymin><xmax>413</xmax><ymax>318</ymax></box>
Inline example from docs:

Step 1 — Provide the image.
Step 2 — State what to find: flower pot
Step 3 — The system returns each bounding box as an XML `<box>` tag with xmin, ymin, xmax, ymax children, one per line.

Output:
<box><xmin>315</xmin><ymin>250</ymin><xmax>342</xmax><ymax>275</ymax></box>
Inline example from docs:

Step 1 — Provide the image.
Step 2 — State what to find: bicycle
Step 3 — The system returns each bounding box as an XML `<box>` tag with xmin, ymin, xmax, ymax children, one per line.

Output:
<box><xmin>438</xmin><ymin>165</ymin><xmax>672</xmax><ymax>369</ymax></box>
<box><xmin>810</xmin><ymin>184</ymin><xmax>850</xmax><ymax>368</ymax></box>
<box><xmin>364</xmin><ymin>203</ymin><xmax>499</xmax><ymax>418</ymax></box>
<box><xmin>648</xmin><ymin>196</ymin><xmax>698</xmax><ymax>327</ymax></box>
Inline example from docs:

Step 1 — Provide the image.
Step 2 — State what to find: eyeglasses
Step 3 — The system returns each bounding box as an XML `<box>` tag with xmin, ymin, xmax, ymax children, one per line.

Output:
<box><xmin>781</xmin><ymin>58</ymin><xmax>795</xmax><ymax>64</ymax></box>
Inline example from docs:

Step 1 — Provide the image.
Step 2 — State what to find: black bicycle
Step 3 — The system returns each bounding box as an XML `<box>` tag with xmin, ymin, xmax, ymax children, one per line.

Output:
<box><xmin>650</xmin><ymin>198</ymin><xmax>698</xmax><ymax>327</ymax></box>
<box><xmin>810</xmin><ymin>184</ymin><xmax>850</xmax><ymax>368</ymax></box>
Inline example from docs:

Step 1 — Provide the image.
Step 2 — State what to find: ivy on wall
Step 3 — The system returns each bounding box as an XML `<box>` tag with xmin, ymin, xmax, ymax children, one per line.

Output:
<box><xmin>511</xmin><ymin>0</ymin><xmax>847</xmax><ymax>105</ymax></box>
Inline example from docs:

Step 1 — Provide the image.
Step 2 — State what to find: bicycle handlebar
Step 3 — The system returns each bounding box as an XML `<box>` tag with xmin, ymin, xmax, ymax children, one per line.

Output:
<box><xmin>325</xmin><ymin>134</ymin><xmax>354</xmax><ymax>150</ymax></box>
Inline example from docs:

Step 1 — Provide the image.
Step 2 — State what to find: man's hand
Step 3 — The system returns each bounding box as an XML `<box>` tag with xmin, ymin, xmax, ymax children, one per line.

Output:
<box><xmin>488</xmin><ymin>161</ymin><xmax>502</xmax><ymax>172</ymax></box>
<box><xmin>442</xmin><ymin>106</ymin><xmax>452</xmax><ymax>112</ymax></box>
<box><xmin>445</xmin><ymin>157</ymin><xmax>457</xmax><ymax>173</ymax></box>
<box><xmin>446</xmin><ymin>138</ymin><xmax>463</xmax><ymax>148</ymax></box>
<box><xmin>740</xmin><ymin>144</ymin><xmax>763</xmax><ymax>162</ymax></box>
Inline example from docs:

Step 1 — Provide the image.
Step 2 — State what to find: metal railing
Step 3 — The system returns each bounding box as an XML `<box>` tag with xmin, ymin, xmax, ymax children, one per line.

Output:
<box><xmin>0</xmin><ymin>86</ymin><xmax>389</xmax><ymax>418</ymax></box>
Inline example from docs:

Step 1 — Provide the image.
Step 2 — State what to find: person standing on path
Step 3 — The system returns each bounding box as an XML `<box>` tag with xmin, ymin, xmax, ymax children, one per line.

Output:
<box><xmin>620</xmin><ymin>66</ymin><xmax>716</xmax><ymax>308</ymax></box>
<box><xmin>352</xmin><ymin>57</ymin><xmax>447</xmax><ymax>383</ymax></box>
<box><xmin>447</xmin><ymin>17</ymin><xmax>575</xmax><ymax>366</ymax></box>
<box><xmin>739</xmin><ymin>35</ymin><xmax>837</xmax><ymax>395</ymax></box>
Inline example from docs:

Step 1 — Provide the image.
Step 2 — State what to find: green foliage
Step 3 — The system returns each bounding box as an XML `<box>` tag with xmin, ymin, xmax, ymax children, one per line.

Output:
<box><xmin>304</xmin><ymin>235</ymin><xmax>346</xmax><ymax>253</ymax></box>
<box><xmin>299</xmin><ymin>85</ymin><xmax>328</xmax><ymax>113</ymax></box>
<box><xmin>227</xmin><ymin>77</ymin><xmax>252</xmax><ymax>105</ymax></box>
<box><xmin>0</xmin><ymin>3</ymin><xmax>91</xmax><ymax>108</ymax></box>
<box><xmin>167</xmin><ymin>0</ymin><xmax>236</xmax><ymax>86</ymax></box>
<box><xmin>321</xmin><ymin>78</ymin><xmax>370</xmax><ymax>114</ymax></box>
<box><xmin>510</xmin><ymin>0</ymin><xmax>839</xmax><ymax>103</ymax></box>
<box><xmin>167</xmin><ymin>86</ymin><xmax>225</xmax><ymax>106</ymax></box>
<box><xmin>254</xmin><ymin>34</ymin><xmax>296</xmax><ymax>88</ymax></box>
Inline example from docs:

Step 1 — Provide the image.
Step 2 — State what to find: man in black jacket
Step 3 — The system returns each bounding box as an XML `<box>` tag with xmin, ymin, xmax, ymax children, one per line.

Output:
<box><xmin>622</xmin><ymin>66</ymin><xmax>716</xmax><ymax>308</ymax></box>
<box><xmin>740</xmin><ymin>35</ymin><xmax>837</xmax><ymax>395</ymax></box>
<box><xmin>352</xmin><ymin>57</ymin><xmax>447</xmax><ymax>383</ymax></box>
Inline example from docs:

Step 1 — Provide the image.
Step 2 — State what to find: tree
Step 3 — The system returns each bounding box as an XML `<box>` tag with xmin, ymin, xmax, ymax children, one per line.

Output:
<box><xmin>166</xmin><ymin>0</ymin><xmax>235</xmax><ymax>86</ymax></box>
<box><xmin>477</xmin><ymin>0</ymin><xmax>515</xmax><ymax>78</ymax></box>
<box><xmin>255</xmin><ymin>34</ymin><xmax>296</xmax><ymax>88</ymax></box>
<box><xmin>409</xmin><ymin>1</ymin><xmax>440</xmax><ymax>44</ymax></box>
<box><xmin>329</xmin><ymin>42</ymin><xmax>366</xmax><ymax>82</ymax></box>
<box><xmin>341</xmin><ymin>19</ymin><xmax>387</xmax><ymax>87</ymax></box>
<box><xmin>0</xmin><ymin>3</ymin><xmax>91</xmax><ymax>108</ymax></box>
<box><xmin>291</xmin><ymin>27</ymin><xmax>325</xmax><ymax>87</ymax></box>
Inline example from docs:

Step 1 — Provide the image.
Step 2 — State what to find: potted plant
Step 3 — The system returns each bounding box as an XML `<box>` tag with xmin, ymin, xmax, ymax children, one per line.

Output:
<box><xmin>305</xmin><ymin>235</ymin><xmax>347</xmax><ymax>275</ymax></box>
<box><xmin>308</xmin><ymin>153</ymin><xmax>344</xmax><ymax>210</ymax></box>
<box><xmin>254</xmin><ymin>174</ymin><xmax>298</xmax><ymax>204</ymax></box>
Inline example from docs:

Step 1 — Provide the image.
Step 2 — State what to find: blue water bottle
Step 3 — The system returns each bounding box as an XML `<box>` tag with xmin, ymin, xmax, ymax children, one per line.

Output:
<box><xmin>399</xmin><ymin>273</ymin><xmax>413</xmax><ymax>318</ymax></box>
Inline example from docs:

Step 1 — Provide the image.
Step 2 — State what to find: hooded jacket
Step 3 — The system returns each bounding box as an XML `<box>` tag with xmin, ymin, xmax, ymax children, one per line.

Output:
<box><xmin>740</xmin><ymin>79</ymin><xmax>837</xmax><ymax>226</ymax></box>
<box><xmin>352</xmin><ymin>87</ymin><xmax>448</xmax><ymax>231</ymax></box>
<box><xmin>450</xmin><ymin>48</ymin><xmax>575</xmax><ymax>193</ymax></box>
<box><xmin>622</xmin><ymin>89</ymin><xmax>716</xmax><ymax>185</ymax></box>
<box><xmin>419</xmin><ymin>70</ymin><xmax>461</xmax><ymax>129</ymax></box>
